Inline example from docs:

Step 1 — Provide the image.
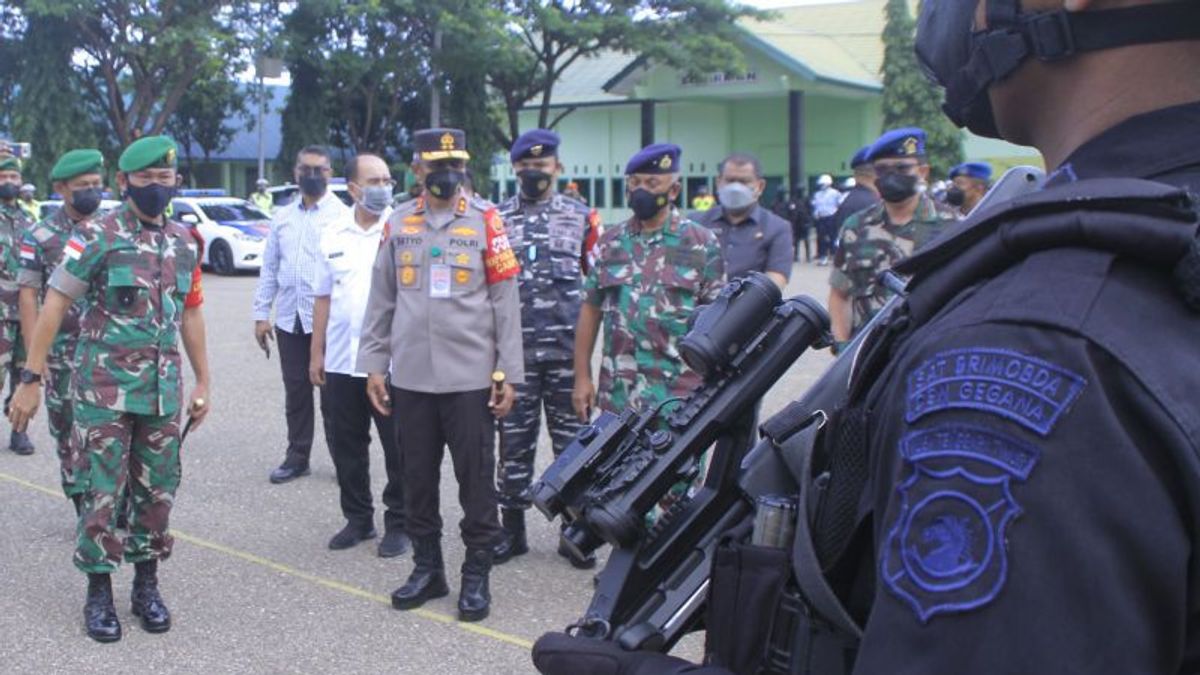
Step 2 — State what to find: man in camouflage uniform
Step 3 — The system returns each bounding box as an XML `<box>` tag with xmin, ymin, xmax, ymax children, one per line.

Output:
<box><xmin>0</xmin><ymin>152</ymin><xmax>35</xmax><ymax>454</ymax></box>
<box><xmin>491</xmin><ymin>129</ymin><xmax>601</xmax><ymax>569</ymax></box>
<box><xmin>573</xmin><ymin>143</ymin><xmax>725</xmax><ymax>422</ymax></box>
<box><xmin>18</xmin><ymin>149</ymin><xmax>106</xmax><ymax>507</ymax></box>
<box><xmin>828</xmin><ymin>128</ymin><xmax>957</xmax><ymax>350</ymax></box>
<box><xmin>10</xmin><ymin>135</ymin><xmax>211</xmax><ymax>643</ymax></box>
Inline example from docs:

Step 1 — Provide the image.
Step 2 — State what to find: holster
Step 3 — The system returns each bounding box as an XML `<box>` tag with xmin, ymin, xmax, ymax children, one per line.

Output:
<box><xmin>706</xmin><ymin>531</ymin><xmax>791</xmax><ymax>674</ymax></box>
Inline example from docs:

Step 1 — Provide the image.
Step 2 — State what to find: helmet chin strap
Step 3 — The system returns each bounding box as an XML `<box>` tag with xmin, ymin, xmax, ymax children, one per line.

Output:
<box><xmin>947</xmin><ymin>0</ymin><xmax>1200</xmax><ymax>135</ymax></box>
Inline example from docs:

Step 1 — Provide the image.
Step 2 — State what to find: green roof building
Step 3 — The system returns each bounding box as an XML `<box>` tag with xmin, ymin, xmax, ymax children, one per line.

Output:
<box><xmin>490</xmin><ymin>0</ymin><xmax>1039</xmax><ymax>221</ymax></box>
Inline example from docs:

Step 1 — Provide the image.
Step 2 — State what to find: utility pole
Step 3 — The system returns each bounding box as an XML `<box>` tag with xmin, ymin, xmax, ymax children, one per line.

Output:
<box><xmin>430</xmin><ymin>27</ymin><xmax>442</xmax><ymax>127</ymax></box>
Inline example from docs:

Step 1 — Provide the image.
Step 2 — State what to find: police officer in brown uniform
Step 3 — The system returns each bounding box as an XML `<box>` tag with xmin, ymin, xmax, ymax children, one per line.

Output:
<box><xmin>358</xmin><ymin>128</ymin><xmax>523</xmax><ymax>623</ymax></box>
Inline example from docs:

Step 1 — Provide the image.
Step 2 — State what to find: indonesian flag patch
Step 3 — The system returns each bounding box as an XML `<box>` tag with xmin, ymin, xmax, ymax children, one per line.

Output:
<box><xmin>19</xmin><ymin>243</ymin><xmax>35</xmax><ymax>262</ymax></box>
<box><xmin>65</xmin><ymin>235</ymin><xmax>86</xmax><ymax>261</ymax></box>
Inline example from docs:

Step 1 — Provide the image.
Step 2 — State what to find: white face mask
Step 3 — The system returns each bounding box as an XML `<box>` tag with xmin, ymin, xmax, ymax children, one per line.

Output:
<box><xmin>359</xmin><ymin>185</ymin><xmax>392</xmax><ymax>214</ymax></box>
<box><xmin>717</xmin><ymin>182</ymin><xmax>758</xmax><ymax>211</ymax></box>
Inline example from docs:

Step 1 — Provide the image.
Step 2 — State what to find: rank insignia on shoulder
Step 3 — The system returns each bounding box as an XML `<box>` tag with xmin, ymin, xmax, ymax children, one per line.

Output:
<box><xmin>882</xmin><ymin>424</ymin><xmax>1041</xmax><ymax>623</ymax></box>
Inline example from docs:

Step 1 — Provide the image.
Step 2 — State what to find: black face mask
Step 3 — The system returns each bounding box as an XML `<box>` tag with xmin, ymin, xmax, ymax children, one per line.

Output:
<box><xmin>424</xmin><ymin>169</ymin><xmax>465</xmax><ymax>200</ymax></box>
<box><xmin>517</xmin><ymin>169</ymin><xmax>553</xmax><ymax>200</ymax></box>
<box><xmin>944</xmin><ymin>186</ymin><xmax>966</xmax><ymax>207</ymax></box>
<box><xmin>126</xmin><ymin>183</ymin><xmax>174</xmax><ymax>219</ymax></box>
<box><xmin>0</xmin><ymin>183</ymin><xmax>17</xmax><ymax>201</ymax></box>
<box><xmin>876</xmin><ymin>173</ymin><xmax>919</xmax><ymax>204</ymax></box>
<box><xmin>915</xmin><ymin>0</ymin><xmax>1200</xmax><ymax>139</ymax></box>
<box><xmin>299</xmin><ymin>175</ymin><xmax>327</xmax><ymax>198</ymax></box>
<box><xmin>70</xmin><ymin>187</ymin><xmax>102</xmax><ymax>216</ymax></box>
<box><xmin>629</xmin><ymin>188</ymin><xmax>671</xmax><ymax>221</ymax></box>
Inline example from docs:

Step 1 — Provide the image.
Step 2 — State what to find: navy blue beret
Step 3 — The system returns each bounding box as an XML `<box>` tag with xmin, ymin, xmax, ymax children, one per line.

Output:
<box><xmin>510</xmin><ymin>128</ymin><xmax>561</xmax><ymax>163</ymax></box>
<box><xmin>950</xmin><ymin>161</ymin><xmax>993</xmax><ymax>181</ymax></box>
<box><xmin>625</xmin><ymin>143</ymin><xmax>681</xmax><ymax>175</ymax></box>
<box><xmin>850</xmin><ymin>145</ymin><xmax>871</xmax><ymax>168</ymax></box>
<box><xmin>866</xmin><ymin>127</ymin><xmax>926</xmax><ymax>161</ymax></box>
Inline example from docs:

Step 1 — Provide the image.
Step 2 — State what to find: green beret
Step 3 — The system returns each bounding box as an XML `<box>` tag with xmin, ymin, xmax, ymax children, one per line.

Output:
<box><xmin>50</xmin><ymin>149</ymin><xmax>104</xmax><ymax>182</ymax></box>
<box><xmin>0</xmin><ymin>157</ymin><xmax>21</xmax><ymax>173</ymax></box>
<box><xmin>118</xmin><ymin>135</ymin><xmax>177</xmax><ymax>173</ymax></box>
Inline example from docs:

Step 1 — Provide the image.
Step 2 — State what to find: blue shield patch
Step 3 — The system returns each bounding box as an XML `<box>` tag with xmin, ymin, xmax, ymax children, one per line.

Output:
<box><xmin>881</xmin><ymin>425</ymin><xmax>1038</xmax><ymax>623</ymax></box>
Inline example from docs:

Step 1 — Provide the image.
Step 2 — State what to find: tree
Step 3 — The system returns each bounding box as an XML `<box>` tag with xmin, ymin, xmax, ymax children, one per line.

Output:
<box><xmin>879</xmin><ymin>0</ymin><xmax>962</xmax><ymax>174</ymax></box>
<box><xmin>465</xmin><ymin>0</ymin><xmax>768</xmax><ymax>147</ymax></box>
<box><xmin>277</xmin><ymin>0</ymin><xmax>431</xmax><ymax>171</ymax></box>
<box><xmin>9</xmin><ymin>14</ymin><xmax>105</xmax><ymax>192</ymax></box>
<box><xmin>21</xmin><ymin>0</ymin><xmax>256</xmax><ymax>148</ymax></box>
<box><xmin>166</xmin><ymin>66</ymin><xmax>252</xmax><ymax>176</ymax></box>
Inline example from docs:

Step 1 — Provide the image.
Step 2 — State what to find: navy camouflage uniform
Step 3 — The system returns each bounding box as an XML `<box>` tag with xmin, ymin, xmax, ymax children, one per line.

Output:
<box><xmin>496</xmin><ymin>192</ymin><xmax>600</xmax><ymax>509</ymax></box>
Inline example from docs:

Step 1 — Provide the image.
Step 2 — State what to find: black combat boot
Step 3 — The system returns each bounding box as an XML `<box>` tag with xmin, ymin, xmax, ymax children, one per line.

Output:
<box><xmin>458</xmin><ymin>547</ymin><xmax>493</xmax><ymax>622</ymax></box>
<box><xmin>9</xmin><ymin>429</ymin><xmax>33</xmax><ymax>455</ymax></box>
<box><xmin>391</xmin><ymin>535</ymin><xmax>449</xmax><ymax>610</ymax></box>
<box><xmin>84</xmin><ymin>573</ymin><xmax>121</xmax><ymax>643</ymax></box>
<box><xmin>131</xmin><ymin>560</ymin><xmax>171</xmax><ymax>633</ymax></box>
<box><xmin>491</xmin><ymin>508</ymin><xmax>528</xmax><ymax>565</ymax></box>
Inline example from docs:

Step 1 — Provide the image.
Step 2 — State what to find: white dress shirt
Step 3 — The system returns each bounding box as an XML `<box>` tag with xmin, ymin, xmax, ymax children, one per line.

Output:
<box><xmin>314</xmin><ymin>206</ymin><xmax>390</xmax><ymax>376</ymax></box>
<box><xmin>253</xmin><ymin>191</ymin><xmax>350</xmax><ymax>333</ymax></box>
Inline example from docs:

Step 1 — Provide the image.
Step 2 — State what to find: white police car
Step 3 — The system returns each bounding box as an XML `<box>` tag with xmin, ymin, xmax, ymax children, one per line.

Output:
<box><xmin>170</xmin><ymin>189</ymin><xmax>270</xmax><ymax>275</ymax></box>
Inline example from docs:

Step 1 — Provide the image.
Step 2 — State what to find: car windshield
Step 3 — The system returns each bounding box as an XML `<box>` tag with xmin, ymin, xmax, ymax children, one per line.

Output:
<box><xmin>199</xmin><ymin>202</ymin><xmax>269</xmax><ymax>222</ymax></box>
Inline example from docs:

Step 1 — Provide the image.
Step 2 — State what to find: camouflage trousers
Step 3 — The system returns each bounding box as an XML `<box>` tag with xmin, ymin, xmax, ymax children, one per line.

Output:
<box><xmin>497</xmin><ymin>361</ymin><xmax>583</xmax><ymax>510</ymax></box>
<box><xmin>73</xmin><ymin>402</ymin><xmax>181</xmax><ymax>574</ymax></box>
<box><xmin>47</xmin><ymin>363</ymin><xmax>82</xmax><ymax>497</ymax></box>
<box><xmin>0</xmin><ymin>319</ymin><xmax>22</xmax><ymax>392</ymax></box>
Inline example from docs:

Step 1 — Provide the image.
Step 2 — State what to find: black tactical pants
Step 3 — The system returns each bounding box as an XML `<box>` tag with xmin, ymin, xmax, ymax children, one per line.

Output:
<box><xmin>276</xmin><ymin>319</ymin><xmax>320</xmax><ymax>467</ymax></box>
<box><xmin>497</xmin><ymin>360</ymin><xmax>582</xmax><ymax>510</ymax></box>
<box><xmin>323</xmin><ymin>373</ymin><xmax>406</xmax><ymax>533</ymax></box>
<box><xmin>392</xmin><ymin>387</ymin><xmax>501</xmax><ymax>550</ymax></box>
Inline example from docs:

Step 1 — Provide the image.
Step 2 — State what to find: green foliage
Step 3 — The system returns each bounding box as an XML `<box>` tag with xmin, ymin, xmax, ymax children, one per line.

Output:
<box><xmin>21</xmin><ymin>0</ymin><xmax>255</xmax><ymax>147</ymax></box>
<box><xmin>9</xmin><ymin>14</ymin><xmax>104</xmax><ymax>191</ymax></box>
<box><xmin>479</xmin><ymin>0</ymin><xmax>768</xmax><ymax>145</ymax></box>
<box><xmin>277</xmin><ymin>0</ymin><xmax>438</xmax><ymax>172</ymax></box>
<box><xmin>879</xmin><ymin>0</ymin><xmax>962</xmax><ymax>175</ymax></box>
<box><xmin>166</xmin><ymin>61</ymin><xmax>252</xmax><ymax>171</ymax></box>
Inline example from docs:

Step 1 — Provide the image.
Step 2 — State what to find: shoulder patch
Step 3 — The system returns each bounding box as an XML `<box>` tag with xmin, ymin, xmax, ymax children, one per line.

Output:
<box><xmin>906</xmin><ymin>348</ymin><xmax>1087</xmax><ymax>436</ymax></box>
<box><xmin>882</xmin><ymin>424</ymin><xmax>1038</xmax><ymax>623</ymax></box>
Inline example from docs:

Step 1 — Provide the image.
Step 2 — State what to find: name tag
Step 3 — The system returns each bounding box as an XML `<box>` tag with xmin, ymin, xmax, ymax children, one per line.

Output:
<box><xmin>430</xmin><ymin>264</ymin><xmax>451</xmax><ymax>298</ymax></box>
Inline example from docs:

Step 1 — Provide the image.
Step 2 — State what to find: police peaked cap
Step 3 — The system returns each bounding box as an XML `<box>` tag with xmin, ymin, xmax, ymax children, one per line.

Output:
<box><xmin>414</xmin><ymin>128</ymin><xmax>470</xmax><ymax>161</ymax></box>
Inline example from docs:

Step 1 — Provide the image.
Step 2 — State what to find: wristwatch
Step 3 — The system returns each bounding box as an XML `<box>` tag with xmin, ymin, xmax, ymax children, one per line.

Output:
<box><xmin>18</xmin><ymin>368</ymin><xmax>41</xmax><ymax>385</ymax></box>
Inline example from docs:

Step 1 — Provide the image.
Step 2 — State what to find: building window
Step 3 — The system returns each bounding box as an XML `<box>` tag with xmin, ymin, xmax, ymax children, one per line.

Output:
<box><xmin>611</xmin><ymin>178</ymin><xmax>625</xmax><ymax>208</ymax></box>
<box><xmin>490</xmin><ymin>183</ymin><xmax>501</xmax><ymax>204</ymax></box>
<box><xmin>592</xmin><ymin>178</ymin><xmax>606</xmax><ymax>208</ymax></box>
<box><xmin>505</xmin><ymin>179</ymin><xmax>516</xmax><ymax>200</ymax></box>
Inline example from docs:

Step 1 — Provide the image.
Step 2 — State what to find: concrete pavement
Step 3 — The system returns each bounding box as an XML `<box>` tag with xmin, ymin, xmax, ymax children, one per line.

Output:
<box><xmin>0</xmin><ymin>259</ymin><xmax>835</xmax><ymax>674</ymax></box>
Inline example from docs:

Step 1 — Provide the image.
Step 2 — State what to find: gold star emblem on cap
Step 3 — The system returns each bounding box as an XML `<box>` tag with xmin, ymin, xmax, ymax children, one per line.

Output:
<box><xmin>659</xmin><ymin>154</ymin><xmax>672</xmax><ymax>170</ymax></box>
<box><xmin>902</xmin><ymin>137</ymin><xmax>918</xmax><ymax>156</ymax></box>
<box><xmin>530</xmin><ymin>144</ymin><xmax>543</xmax><ymax>157</ymax></box>
<box><xmin>440</xmin><ymin>133</ymin><xmax>455</xmax><ymax>151</ymax></box>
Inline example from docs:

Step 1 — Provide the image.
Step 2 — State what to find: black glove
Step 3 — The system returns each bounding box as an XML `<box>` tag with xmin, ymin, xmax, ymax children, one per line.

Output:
<box><xmin>532</xmin><ymin>632</ymin><xmax>733</xmax><ymax>675</ymax></box>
